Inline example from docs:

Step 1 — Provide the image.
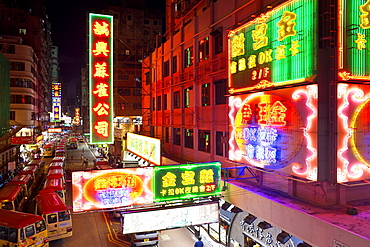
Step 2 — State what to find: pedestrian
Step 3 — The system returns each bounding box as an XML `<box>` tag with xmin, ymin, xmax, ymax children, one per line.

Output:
<box><xmin>194</xmin><ymin>236</ymin><xmax>204</xmax><ymax>247</ymax></box>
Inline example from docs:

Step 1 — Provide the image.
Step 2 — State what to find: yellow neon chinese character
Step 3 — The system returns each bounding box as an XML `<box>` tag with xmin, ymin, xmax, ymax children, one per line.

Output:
<box><xmin>238</xmin><ymin>58</ymin><xmax>246</xmax><ymax>71</ymax></box>
<box><xmin>168</xmin><ymin>188</ymin><xmax>175</xmax><ymax>195</ymax></box>
<box><xmin>108</xmin><ymin>176</ymin><xmax>123</xmax><ymax>188</ymax></box>
<box><xmin>94</xmin><ymin>121</ymin><xmax>109</xmax><ymax>137</ymax></box>
<box><xmin>230</xmin><ymin>61</ymin><xmax>237</xmax><ymax>74</ymax></box>
<box><xmin>199</xmin><ymin>169</ymin><xmax>214</xmax><ymax>184</ymax></box>
<box><xmin>93</xmin><ymin>82</ymin><xmax>109</xmax><ymax>97</ymax></box>
<box><xmin>270</xmin><ymin>101</ymin><xmax>287</xmax><ymax>126</ymax></box>
<box><xmin>93</xmin><ymin>41</ymin><xmax>110</xmax><ymax>56</ymax></box>
<box><xmin>290</xmin><ymin>40</ymin><xmax>300</xmax><ymax>56</ymax></box>
<box><xmin>181</xmin><ymin>171</ymin><xmax>195</xmax><ymax>185</ymax></box>
<box><xmin>162</xmin><ymin>172</ymin><xmax>176</xmax><ymax>187</ymax></box>
<box><xmin>248</xmin><ymin>55</ymin><xmax>257</xmax><ymax>69</ymax></box>
<box><xmin>94</xmin><ymin>62</ymin><xmax>109</xmax><ymax>78</ymax></box>
<box><xmin>277</xmin><ymin>11</ymin><xmax>297</xmax><ymax>41</ymax></box>
<box><xmin>124</xmin><ymin>175</ymin><xmax>136</xmax><ymax>188</ymax></box>
<box><xmin>275</xmin><ymin>45</ymin><xmax>286</xmax><ymax>60</ymax></box>
<box><xmin>231</xmin><ymin>33</ymin><xmax>245</xmax><ymax>57</ymax></box>
<box><xmin>242</xmin><ymin>104</ymin><xmax>252</xmax><ymax>123</ymax></box>
<box><xmin>94</xmin><ymin>177</ymin><xmax>108</xmax><ymax>190</ymax></box>
<box><xmin>185</xmin><ymin>187</ymin><xmax>192</xmax><ymax>193</ymax></box>
<box><xmin>192</xmin><ymin>186</ymin><xmax>199</xmax><ymax>193</ymax></box>
<box><xmin>199</xmin><ymin>185</ymin><xmax>206</xmax><ymax>192</ymax></box>
<box><xmin>360</xmin><ymin>0</ymin><xmax>370</xmax><ymax>29</ymax></box>
<box><xmin>252</xmin><ymin>23</ymin><xmax>268</xmax><ymax>50</ymax></box>
<box><xmin>355</xmin><ymin>33</ymin><xmax>367</xmax><ymax>50</ymax></box>
<box><xmin>93</xmin><ymin>103</ymin><xmax>110</xmax><ymax>116</ymax></box>
<box><xmin>160</xmin><ymin>189</ymin><xmax>167</xmax><ymax>196</ymax></box>
<box><xmin>93</xmin><ymin>21</ymin><xmax>110</xmax><ymax>36</ymax></box>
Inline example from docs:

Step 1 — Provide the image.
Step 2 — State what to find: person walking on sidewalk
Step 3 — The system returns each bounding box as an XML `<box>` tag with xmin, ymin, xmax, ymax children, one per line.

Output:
<box><xmin>194</xmin><ymin>236</ymin><xmax>204</xmax><ymax>247</ymax></box>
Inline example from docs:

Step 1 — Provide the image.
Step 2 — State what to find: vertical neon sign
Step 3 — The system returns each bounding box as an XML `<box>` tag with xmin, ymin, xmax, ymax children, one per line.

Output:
<box><xmin>52</xmin><ymin>82</ymin><xmax>61</xmax><ymax>122</ymax></box>
<box><xmin>89</xmin><ymin>13</ymin><xmax>113</xmax><ymax>144</ymax></box>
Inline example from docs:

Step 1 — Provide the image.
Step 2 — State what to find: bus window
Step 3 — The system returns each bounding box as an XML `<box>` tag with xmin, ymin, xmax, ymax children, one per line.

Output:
<box><xmin>58</xmin><ymin>211</ymin><xmax>70</xmax><ymax>222</ymax></box>
<box><xmin>25</xmin><ymin>225</ymin><xmax>35</xmax><ymax>238</ymax></box>
<box><xmin>8</xmin><ymin>228</ymin><xmax>17</xmax><ymax>242</ymax></box>
<box><xmin>0</xmin><ymin>226</ymin><xmax>9</xmax><ymax>240</ymax></box>
<box><xmin>47</xmin><ymin>214</ymin><xmax>57</xmax><ymax>224</ymax></box>
<box><xmin>35</xmin><ymin>220</ymin><xmax>46</xmax><ymax>233</ymax></box>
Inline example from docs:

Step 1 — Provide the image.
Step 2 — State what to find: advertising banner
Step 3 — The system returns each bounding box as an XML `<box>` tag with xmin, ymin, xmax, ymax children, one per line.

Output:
<box><xmin>228</xmin><ymin>0</ymin><xmax>317</xmax><ymax>94</ymax></box>
<box><xmin>337</xmin><ymin>83</ymin><xmax>370</xmax><ymax>182</ymax></box>
<box><xmin>229</xmin><ymin>85</ymin><xmax>318</xmax><ymax>181</ymax></box>
<box><xmin>127</xmin><ymin>133</ymin><xmax>161</xmax><ymax>165</ymax></box>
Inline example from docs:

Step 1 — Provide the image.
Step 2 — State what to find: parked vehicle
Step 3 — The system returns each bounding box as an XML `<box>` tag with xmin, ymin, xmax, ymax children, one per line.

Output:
<box><xmin>130</xmin><ymin>231</ymin><xmax>159</xmax><ymax>247</ymax></box>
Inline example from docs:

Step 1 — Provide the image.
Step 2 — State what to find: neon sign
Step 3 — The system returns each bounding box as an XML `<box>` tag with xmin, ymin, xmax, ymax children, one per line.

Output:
<box><xmin>89</xmin><ymin>13</ymin><xmax>113</xmax><ymax>144</ymax></box>
<box><xmin>228</xmin><ymin>0</ymin><xmax>317</xmax><ymax>94</ymax></box>
<box><xmin>72</xmin><ymin>168</ymin><xmax>153</xmax><ymax>212</ymax></box>
<box><xmin>339</xmin><ymin>0</ymin><xmax>370</xmax><ymax>80</ymax></box>
<box><xmin>127</xmin><ymin>133</ymin><xmax>161</xmax><ymax>165</ymax></box>
<box><xmin>229</xmin><ymin>86</ymin><xmax>318</xmax><ymax>180</ymax></box>
<box><xmin>337</xmin><ymin>84</ymin><xmax>370</xmax><ymax>182</ymax></box>
<box><xmin>51</xmin><ymin>82</ymin><xmax>61</xmax><ymax>122</ymax></box>
<box><xmin>153</xmin><ymin>162</ymin><xmax>221</xmax><ymax>202</ymax></box>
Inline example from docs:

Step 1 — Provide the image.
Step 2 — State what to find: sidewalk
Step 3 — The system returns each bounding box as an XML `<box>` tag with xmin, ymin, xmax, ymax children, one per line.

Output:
<box><xmin>159</xmin><ymin>228</ymin><xmax>198</xmax><ymax>247</ymax></box>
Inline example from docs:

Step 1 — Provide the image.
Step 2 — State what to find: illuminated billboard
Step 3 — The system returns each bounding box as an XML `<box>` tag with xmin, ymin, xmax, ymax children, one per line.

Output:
<box><xmin>127</xmin><ymin>133</ymin><xmax>161</xmax><ymax>165</ymax></box>
<box><xmin>89</xmin><ymin>13</ymin><xmax>114</xmax><ymax>144</ymax></box>
<box><xmin>337</xmin><ymin>83</ymin><xmax>370</xmax><ymax>182</ymax></box>
<box><xmin>229</xmin><ymin>85</ymin><xmax>318</xmax><ymax>181</ymax></box>
<box><xmin>51</xmin><ymin>82</ymin><xmax>61</xmax><ymax>122</ymax></box>
<box><xmin>122</xmin><ymin>202</ymin><xmax>219</xmax><ymax>234</ymax></box>
<box><xmin>153</xmin><ymin>162</ymin><xmax>222</xmax><ymax>202</ymax></box>
<box><xmin>228</xmin><ymin>0</ymin><xmax>317</xmax><ymax>94</ymax></box>
<box><xmin>338</xmin><ymin>0</ymin><xmax>370</xmax><ymax>80</ymax></box>
<box><xmin>72</xmin><ymin>168</ymin><xmax>153</xmax><ymax>212</ymax></box>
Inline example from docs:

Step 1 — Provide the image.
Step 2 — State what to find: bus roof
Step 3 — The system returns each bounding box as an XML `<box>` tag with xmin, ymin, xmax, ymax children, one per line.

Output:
<box><xmin>19</xmin><ymin>165</ymin><xmax>38</xmax><ymax>173</ymax></box>
<box><xmin>49</xmin><ymin>162</ymin><xmax>63</xmax><ymax>169</ymax></box>
<box><xmin>0</xmin><ymin>184</ymin><xmax>22</xmax><ymax>201</ymax></box>
<box><xmin>97</xmin><ymin>164</ymin><xmax>112</xmax><ymax>170</ymax></box>
<box><xmin>36</xmin><ymin>192</ymin><xmax>67</xmax><ymax>214</ymax></box>
<box><xmin>8</xmin><ymin>174</ymin><xmax>32</xmax><ymax>185</ymax></box>
<box><xmin>43</xmin><ymin>178</ymin><xmax>64</xmax><ymax>191</ymax></box>
<box><xmin>28</xmin><ymin>158</ymin><xmax>42</xmax><ymax>166</ymax></box>
<box><xmin>0</xmin><ymin>209</ymin><xmax>44</xmax><ymax>229</ymax></box>
<box><xmin>51</xmin><ymin>156</ymin><xmax>65</xmax><ymax>162</ymax></box>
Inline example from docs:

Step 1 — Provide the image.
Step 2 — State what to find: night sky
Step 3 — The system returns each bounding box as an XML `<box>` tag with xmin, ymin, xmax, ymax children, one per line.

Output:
<box><xmin>45</xmin><ymin>0</ymin><xmax>165</xmax><ymax>93</ymax></box>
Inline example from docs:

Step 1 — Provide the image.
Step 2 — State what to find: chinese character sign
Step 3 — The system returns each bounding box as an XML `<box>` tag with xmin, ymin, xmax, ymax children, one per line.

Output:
<box><xmin>153</xmin><ymin>162</ymin><xmax>222</xmax><ymax>202</ymax></box>
<box><xmin>228</xmin><ymin>0</ymin><xmax>317</xmax><ymax>93</ymax></box>
<box><xmin>52</xmin><ymin>82</ymin><xmax>61</xmax><ymax>122</ymax></box>
<box><xmin>89</xmin><ymin>13</ymin><xmax>113</xmax><ymax>144</ymax></box>
<box><xmin>338</xmin><ymin>0</ymin><xmax>370</xmax><ymax>80</ymax></box>
<box><xmin>229</xmin><ymin>85</ymin><xmax>318</xmax><ymax>181</ymax></box>
<box><xmin>71</xmin><ymin>168</ymin><xmax>153</xmax><ymax>212</ymax></box>
<box><xmin>127</xmin><ymin>133</ymin><xmax>161</xmax><ymax>165</ymax></box>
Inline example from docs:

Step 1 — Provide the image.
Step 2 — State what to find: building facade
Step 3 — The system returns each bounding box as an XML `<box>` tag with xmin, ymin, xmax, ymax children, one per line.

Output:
<box><xmin>142</xmin><ymin>0</ymin><xmax>370</xmax><ymax>246</ymax></box>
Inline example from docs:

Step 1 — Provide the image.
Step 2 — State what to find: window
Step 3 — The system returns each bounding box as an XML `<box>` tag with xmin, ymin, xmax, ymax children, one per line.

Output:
<box><xmin>199</xmin><ymin>37</ymin><xmax>209</xmax><ymax>61</ymax></box>
<box><xmin>157</xmin><ymin>95</ymin><xmax>162</xmax><ymax>110</ymax></box>
<box><xmin>133</xmin><ymin>103</ymin><xmax>142</xmax><ymax>109</ymax></box>
<box><xmin>35</xmin><ymin>220</ymin><xmax>46</xmax><ymax>233</ymax></box>
<box><xmin>10</xmin><ymin>62</ymin><xmax>25</xmax><ymax>71</ymax></box>
<box><xmin>31</xmin><ymin>112</ymin><xmax>35</xmax><ymax>120</ymax></box>
<box><xmin>184</xmin><ymin>87</ymin><xmax>192</xmax><ymax>108</ymax></box>
<box><xmin>173</xmin><ymin>128</ymin><xmax>181</xmax><ymax>145</ymax></box>
<box><xmin>163</xmin><ymin>60</ymin><xmax>170</xmax><ymax>77</ymax></box>
<box><xmin>10</xmin><ymin>95</ymin><xmax>35</xmax><ymax>105</ymax></box>
<box><xmin>145</xmin><ymin>72</ymin><xmax>151</xmax><ymax>85</ymax></box>
<box><xmin>214</xmin><ymin>79</ymin><xmax>227</xmax><ymax>105</ymax></box>
<box><xmin>47</xmin><ymin>214</ymin><xmax>57</xmax><ymax>224</ymax></box>
<box><xmin>172</xmin><ymin>56</ymin><xmax>178</xmax><ymax>73</ymax></box>
<box><xmin>173</xmin><ymin>91</ymin><xmax>180</xmax><ymax>109</ymax></box>
<box><xmin>163</xmin><ymin>94</ymin><xmax>168</xmax><ymax>110</ymax></box>
<box><xmin>144</xmin><ymin>19</ymin><xmax>149</xmax><ymax>24</ymax></box>
<box><xmin>19</xmin><ymin>28</ymin><xmax>26</xmax><ymax>34</ymax></box>
<box><xmin>127</xmin><ymin>14</ymin><xmax>132</xmax><ymax>21</ymax></box>
<box><xmin>213</xmin><ymin>31</ymin><xmax>223</xmax><ymax>55</ymax></box>
<box><xmin>184</xmin><ymin>129</ymin><xmax>194</xmax><ymax>149</ymax></box>
<box><xmin>201</xmin><ymin>83</ymin><xmax>210</xmax><ymax>106</ymax></box>
<box><xmin>10</xmin><ymin>111</ymin><xmax>15</xmax><ymax>120</ymax></box>
<box><xmin>58</xmin><ymin>211</ymin><xmax>70</xmax><ymax>222</ymax></box>
<box><xmin>184</xmin><ymin>46</ymin><xmax>193</xmax><ymax>68</ymax></box>
<box><xmin>152</xmin><ymin>97</ymin><xmax>156</xmax><ymax>111</ymax></box>
<box><xmin>198</xmin><ymin>130</ymin><xmax>211</xmax><ymax>153</ymax></box>
<box><xmin>216</xmin><ymin>131</ymin><xmax>224</xmax><ymax>156</ymax></box>
<box><xmin>25</xmin><ymin>225</ymin><xmax>35</xmax><ymax>238</ymax></box>
<box><xmin>153</xmin><ymin>20</ymin><xmax>158</xmax><ymax>25</ymax></box>
<box><xmin>165</xmin><ymin>127</ymin><xmax>169</xmax><ymax>143</ymax></box>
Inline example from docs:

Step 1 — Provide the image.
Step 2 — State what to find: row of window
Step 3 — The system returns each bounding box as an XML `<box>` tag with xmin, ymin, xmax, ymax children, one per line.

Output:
<box><xmin>10</xmin><ymin>78</ymin><xmax>36</xmax><ymax>90</ymax></box>
<box><xmin>117</xmin><ymin>102</ymin><xmax>142</xmax><ymax>110</ymax></box>
<box><xmin>164</xmin><ymin>127</ymin><xmax>227</xmax><ymax>157</ymax></box>
<box><xmin>10</xmin><ymin>111</ymin><xmax>36</xmax><ymax>121</ymax></box>
<box><xmin>152</xmin><ymin>79</ymin><xmax>226</xmax><ymax>111</ymax></box>
<box><xmin>117</xmin><ymin>87</ymin><xmax>142</xmax><ymax>96</ymax></box>
<box><xmin>10</xmin><ymin>95</ymin><xmax>35</xmax><ymax>105</ymax></box>
<box><xmin>161</xmin><ymin>32</ymin><xmax>222</xmax><ymax>78</ymax></box>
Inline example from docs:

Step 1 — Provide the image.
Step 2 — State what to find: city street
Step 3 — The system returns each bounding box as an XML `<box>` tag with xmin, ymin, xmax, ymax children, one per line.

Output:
<box><xmin>49</xmin><ymin>141</ymin><xmax>200</xmax><ymax>247</ymax></box>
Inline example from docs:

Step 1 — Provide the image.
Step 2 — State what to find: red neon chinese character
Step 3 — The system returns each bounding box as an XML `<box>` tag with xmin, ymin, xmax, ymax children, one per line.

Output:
<box><xmin>94</xmin><ymin>121</ymin><xmax>109</xmax><ymax>137</ymax></box>
<box><xmin>93</xmin><ymin>103</ymin><xmax>110</xmax><ymax>116</ymax></box>
<box><xmin>93</xmin><ymin>82</ymin><xmax>109</xmax><ymax>97</ymax></box>
<box><xmin>258</xmin><ymin>102</ymin><xmax>269</xmax><ymax>125</ymax></box>
<box><xmin>270</xmin><ymin>101</ymin><xmax>287</xmax><ymax>126</ymax></box>
<box><xmin>93</xmin><ymin>41</ymin><xmax>110</xmax><ymax>56</ymax></box>
<box><xmin>94</xmin><ymin>62</ymin><xmax>109</xmax><ymax>78</ymax></box>
<box><xmin>93</xmin><ymin>21</ymin><xmax>110</xmax><ymax>36</ymax></box>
